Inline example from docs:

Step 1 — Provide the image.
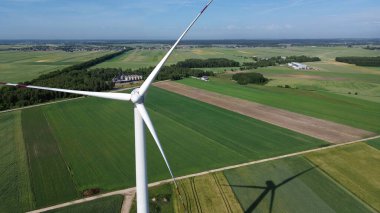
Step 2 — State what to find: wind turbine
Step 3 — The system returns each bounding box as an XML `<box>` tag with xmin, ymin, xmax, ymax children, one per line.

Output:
<box><xmin>0</xmin><ymin>1</ymin><xmax>213</xmax><ymax>212</ymax></box>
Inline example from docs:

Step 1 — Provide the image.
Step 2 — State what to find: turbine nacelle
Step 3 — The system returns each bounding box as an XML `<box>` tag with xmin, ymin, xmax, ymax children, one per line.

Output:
<box><xmin>131</xmin><ymin>88</ymin><xmax>144</xmax><ymax>104</ymax></box>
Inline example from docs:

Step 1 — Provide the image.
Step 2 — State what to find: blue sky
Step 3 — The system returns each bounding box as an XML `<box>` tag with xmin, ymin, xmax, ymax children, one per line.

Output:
<box><xmin>0</xmin><ymin>0</ymin><xmax>379</xmax><ymax>39</ymax></box>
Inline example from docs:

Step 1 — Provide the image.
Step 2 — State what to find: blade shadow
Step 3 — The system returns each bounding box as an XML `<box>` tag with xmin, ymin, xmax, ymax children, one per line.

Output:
<box><xmin>229</xmin><ymin>166</ymin><xmax>317</xmax><ymax>213</ymax></box>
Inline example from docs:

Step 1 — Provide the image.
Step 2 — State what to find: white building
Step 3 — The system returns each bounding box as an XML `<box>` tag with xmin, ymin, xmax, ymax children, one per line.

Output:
<box><xmin>200</xmin><ymin>76</ymin><xmax>209</xmax><ymax>81</ymax></box>
<box><xmin>288</xmin><ymin>62</ymin><xmax>309</xmax><ymax>70</ymax></box>
<box><xmin>112</xmin><ymin>74</ymin><xmax>143</xmax><ymax>83</ymax></box>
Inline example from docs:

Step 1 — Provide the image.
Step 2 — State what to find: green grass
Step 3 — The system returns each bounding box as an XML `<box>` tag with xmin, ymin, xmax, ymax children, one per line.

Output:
<box><xmin>0</xmin><ymin>50</ymin><xmax>112</xmax><ymax>82</ymax></box>
<box><xmin>367</xmin><ymin>138</ymin><xmax>380</xmax><ymax>150</ymax></box>
<box><xmin>47</xmin><ymin>195</ymin><xmax>124</xmax><ymax>213</ymax></box>
<box><xmin>21</xmin><ymin>87</ymin><xmax>325</xmax><ymax>202</ymax></box>
<box><xmin>224</xmin><ymin>156</ymin><xmax>374</xmax><ymax>213</ymax></box>
<box><xmin>306</xmin><ymin>143</ymin><xmax>380</xmax><ymax>212</ymax></box>
<box><xmin>179</xmin><ymin>78</ymin><xmax>380</xmax><ymax>133</ymax></box>
<box><xmin>0</xmin><ymin>111</ymin><xmax>34</xmax><ymax>213</ymax></box>
<box><xmin>22</xmin><ymin>108</ymin><xmax>79</xmax><ymax>208</ymax></box>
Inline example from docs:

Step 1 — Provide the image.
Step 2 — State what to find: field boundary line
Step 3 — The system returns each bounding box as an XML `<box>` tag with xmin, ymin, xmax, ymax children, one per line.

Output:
<box><xmin>27</xmin><ymin>134</ymin><xmax>380</xmax><ymax>213</ymax></box>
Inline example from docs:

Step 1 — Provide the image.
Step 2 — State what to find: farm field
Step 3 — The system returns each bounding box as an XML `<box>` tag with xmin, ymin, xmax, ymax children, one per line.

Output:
<box><xmin>42</xmin><ymin>87</ymin><xmax>325</xmax><ymax>190</ymax></box>
<box><xmin>179</xmin><ymin>78</ymin><xmax>380</xmax><ymax>133</ymax></box>
<box><xmin>0</xmin><ymin>111</ymin><xmax>34</xmax><ymax>213</ymax></box>
<box><xmin>224</xmin><ymin>156</ymin><xmax>374</xmax><ymax>213</ymax></box>
<box><xmin>173</xmin><ymin>173</ymin><xmax>242</xmax><ymax>213</ymax></box>
<box><xmin>130</xmin><ymin>173</ymin><xmax>242</xmax><ymax>213</ymax></box>
<box><xmin>1</xmin><ymin>86</ymin><xmax>328</xmax><ymax>211</ymax></box>
<box><xmin>47</xmin><ymin>195</ymin><xmax>124</xmax><ymax>213</ymax></box>
<box><xmin>22</xmin><ymin>108</ymin><xmax>79</xmax><ymax>208</ymax></box>
<box><xmin>306</xmin><ymin>143</ymin><xmax>380</xmax><ymax>212</ymax></box>
<box><xmin>367</xmin><ymin>138</ymin><xmax>380</xmax><ymax>150</ymax></box>
<box><xmin>258</xmin><ymin>63</ymin><xmax>380</xmax><ymax>103</ymax></box>
<box><xmin>1</xmin><ymin>45</ymin><xmax>380</xmax><ymax>212</ymax></box>
<box><xmin>94</xmin><ymin>46</ymin><xmax>380</xmax><ymax>103</ymax></box>
<box><xmin>0</xmin><ymin>50</ymin><xmax>112</xmax><ymax>82</ymax></box>
<box><xmin>95</xmin><ymin>46</ymin><xmax>380</xmax><ymax>70</ymax></box>
<box><xmin>155</xmin><ymin>81</ymin><xmax>373</xmax><ymax>143</ymax></box>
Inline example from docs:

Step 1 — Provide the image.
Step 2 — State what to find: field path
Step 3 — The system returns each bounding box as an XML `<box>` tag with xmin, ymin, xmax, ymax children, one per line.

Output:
<box><xmin>154</xmin><ymin>81</ymin><xmax>374</xmax><ymax>143</ymax></box>
<box><xmin>26</xmin><ymin>135</ymin><xmax>380</xmax><ymax>213</ymax></box>
<box><xmin>121</xmin><ymin>191</ymin><xmax>135</xmax><ymax>213</ymax></box>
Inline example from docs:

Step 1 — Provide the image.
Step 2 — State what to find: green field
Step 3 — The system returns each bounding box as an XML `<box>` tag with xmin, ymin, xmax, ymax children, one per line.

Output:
<box><xmin>306</xmin><ymin>143</ymin><xmax>380</xmax><ymax>212</ymax></box>
<box><xmin>95</xmin><ymin>46</ymin><xmax>380</xmax><ymax>70</ymax></box>
<box><xmin>0</xmin><ymin>111</ymin><xmax>34</xmax><ymax>213</ymax></box>
<box><xmin>2</xmin><ymin>45</ymin><xmax>380</xmax><ymax>212</ymax></box>
<box><xmin>179</xmin><ymin>78</ymin><xmax>380</xmax><ymax>133</ymax></box>
<box><xmin>47</xmin><ymin>195</ymin><xmax>124</xmax><ymax>213</ymax></box>
<box><xmin>367</xmin><ymin>138</ymin><xmax>380</xmax><ymax>150</ymax></box>
<box><xmin>0</xmin><ymin>50</ymin><xmax>112</xmax><ymax>82</ymax></box>
<box><xmin>22</xmin><ymin>108</ymin><xmax>79</xmax><ymax>208</ymax></box>
<box><xmin>224</xmin><ymin>156</ymin><xmax>374</xmax><ymax>213</ymax></box>
<box><xmin>94</xmin><ymin>46</ymin><xmax>380</xmax><ymax>103</ymax></box>
<box><xmin>2</xmin><ymin>86</ymin><xmax>328</xmax><ymax>211</ymax></box>
<box><xmin>257</xmin><ymin>62</ymin><xmax>380</xmax><ymax>103</ymax></box>
<box><xmin>42</xmin><ymin>87</ymin><xmax>324</xmax><ymax>191</ymax></box>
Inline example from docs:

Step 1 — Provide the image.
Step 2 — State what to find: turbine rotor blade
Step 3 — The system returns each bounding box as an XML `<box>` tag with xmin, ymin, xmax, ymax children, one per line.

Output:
<box><xmin>135</xmin><ymin>103</ymin><xmax>178</xmax><ymax>187</ymax></box>
<box><xmin>0</xmin><ymin>82</ymin><xmax>131</xmax><ymax>101</ymax></box>
<box><xmin>138</xmin><ymin>0</ymin><xmax>214</xmax><ymax>96</ymax></box>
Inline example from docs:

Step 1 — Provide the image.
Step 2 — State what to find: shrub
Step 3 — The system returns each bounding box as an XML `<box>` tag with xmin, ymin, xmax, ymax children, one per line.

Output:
<box><xmin>232</xmin><ymin>73</ymin><xmax>268</xmax><ymax>85</ymax></box>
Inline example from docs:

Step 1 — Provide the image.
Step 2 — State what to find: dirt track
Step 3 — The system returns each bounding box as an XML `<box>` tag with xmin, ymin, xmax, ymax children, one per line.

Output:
<box><xmin>154</xmin><ymin>81</ymin><xmax>374</xmax><ymax>143</ymax></box>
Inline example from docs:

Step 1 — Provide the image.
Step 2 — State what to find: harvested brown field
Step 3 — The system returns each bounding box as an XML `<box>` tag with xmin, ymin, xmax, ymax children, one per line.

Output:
<box><xmin>154</xmin><ymin>81</ymin><xmax>374</xmax><ymax>143</ymax></box>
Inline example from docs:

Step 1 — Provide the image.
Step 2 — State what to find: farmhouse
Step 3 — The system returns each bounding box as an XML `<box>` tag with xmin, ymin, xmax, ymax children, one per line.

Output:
<box><xmin>288</xmin><ymin>62</ymin><xmax>310</xmax><ymax>70</ymax></box>
<box><xmin>112</xmin><ymin>74</ymin><xmax>143</xmax><ymax>83</ymax></box>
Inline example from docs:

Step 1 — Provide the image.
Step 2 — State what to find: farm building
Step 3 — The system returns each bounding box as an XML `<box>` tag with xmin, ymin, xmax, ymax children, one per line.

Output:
<box><xmin>288</xmin><ymin>62</ymin><xmax>310</xmax><ymax>70</ymax></box>
<box><xmin>112</xmin><ymin>74</ymin><xmax>143</xmax><ymax>83</ymax></box>
<box><xmin>201</xmin><ymin>76</ymin><xmax>209</xmax><ymax>81</ymax></box>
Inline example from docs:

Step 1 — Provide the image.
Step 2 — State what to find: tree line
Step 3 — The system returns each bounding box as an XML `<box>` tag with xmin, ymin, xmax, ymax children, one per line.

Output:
<box><xmin>363</xmin><ymin>46</ymin><xmax>380</xmax><ymax>51</ymax></box>
<box><xmin>232</xmin><ymin>73</ymin><xmax>268</xmax><ymax>85</ymax></box>
<box><xmin>0</xmin><ymin>56</ymin><xmax>213</xmax><ymax>110</ymax></box>
<box><xmin>241</xmin><ymin>55</ymin><xmax>320</xmax><ymax>70</ymax></box>
<box><xmin>336</xmin><ymin>56</ymin><xmax>380</xmax><ymax>67</ymax></box>
<box><xmin>176</xmin><ymin>58</ymin><xmax>240</xmax><ymax>68</ymax></box>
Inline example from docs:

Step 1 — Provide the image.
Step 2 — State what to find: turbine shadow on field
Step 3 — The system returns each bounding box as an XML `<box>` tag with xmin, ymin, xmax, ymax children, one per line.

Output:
<box><xmin>229</xmin><ymin>166</ymin><xmax>318</xmax><ymax>213</ymax></box>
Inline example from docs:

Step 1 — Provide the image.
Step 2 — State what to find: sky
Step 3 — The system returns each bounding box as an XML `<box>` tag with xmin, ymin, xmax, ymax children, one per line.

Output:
<box><xmin>0</xmin><ymin>0</ymin><xmax>379</xmax><ymax>40</ymax></box>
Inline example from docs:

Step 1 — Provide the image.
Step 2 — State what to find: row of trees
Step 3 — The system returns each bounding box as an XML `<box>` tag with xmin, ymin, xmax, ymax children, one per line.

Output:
<box><xmin>232</xmin><ymin>73</ymin><xmax>268</xmax><ymax>85</ymax></box>
<box><xmin>241</xmin><ymin>55</ymin><xmax>320</xmax><ymax>70</ymax></box>
<box><xmin>363</xmin><ymin>46</ymin><xmax>380</xmax><ymax>51</ymax></box>
<box><xmin>0</xmin><ymin>49</ymin><xmax>132</xmax><ymax>110</ymax></box>
<box><xmin>176</xmin><ymin>58</ymin><xmax>240</xmax><ymax>68</ymax></box>
<box><xmin>336</xmin><ymin>57</ymin><xmax>380</xmax><ymax>67</ymax></box>
<box><xmin>0</xmin><ymin>65</ymin><xmax>213</xmax><ymax>111</ymax></box>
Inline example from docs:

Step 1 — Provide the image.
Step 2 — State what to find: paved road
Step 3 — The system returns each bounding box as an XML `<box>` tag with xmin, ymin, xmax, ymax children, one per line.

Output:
<box><xmin>27</xmin><ymin>134</ymin><xmax>380</xmax><ymax>213</ymax></box>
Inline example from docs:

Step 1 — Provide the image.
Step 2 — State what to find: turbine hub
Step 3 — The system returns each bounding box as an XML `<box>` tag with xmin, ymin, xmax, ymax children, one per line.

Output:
<box><xmin>131</xmin><ymin>88</ymin><xmax>143</xmax><ymax>104</ymax></box>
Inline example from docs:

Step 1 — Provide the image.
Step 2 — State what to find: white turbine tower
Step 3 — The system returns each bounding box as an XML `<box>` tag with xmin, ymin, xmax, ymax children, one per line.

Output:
<box><xmin>0</xmin><ymin>1</ymin><xmax>213</xmax><ymax>212</ymax></box>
